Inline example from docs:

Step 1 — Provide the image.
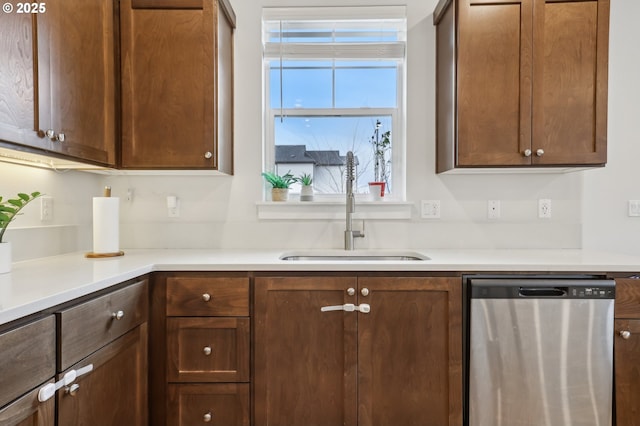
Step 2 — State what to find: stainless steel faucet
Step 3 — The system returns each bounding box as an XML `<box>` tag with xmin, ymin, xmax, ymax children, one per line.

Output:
<box><xmin>345</xmin><ymin>151</ymin><xmax>364</xmax><ymax>250</ymax></box>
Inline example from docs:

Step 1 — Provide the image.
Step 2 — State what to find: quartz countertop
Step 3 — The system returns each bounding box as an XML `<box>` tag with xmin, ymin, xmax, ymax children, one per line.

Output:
<box><xmin>1</xmin><ymin>248</ymin><xmax>639</xmax><ymax>326</ymax></box>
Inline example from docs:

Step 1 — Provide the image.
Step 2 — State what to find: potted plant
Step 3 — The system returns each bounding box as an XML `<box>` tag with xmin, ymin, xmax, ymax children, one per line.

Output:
<box><xmin>0</xmin><ymin>191</ymin><xmax>42</xmax><ymax>273</ymax></box>
<box><xmin>369</xmin><ymin>120</ymin><xmax>391</xmax><ymax>199</ymax></box>
<box><xmin>262</xmin><ymin>171</ymin><xmax>296</xmax><ymax>201</ymax></box>
<box><xmin>297</xmin><ymin>173</ymin><xmax>314</xmax><ymax>201</ymax></box>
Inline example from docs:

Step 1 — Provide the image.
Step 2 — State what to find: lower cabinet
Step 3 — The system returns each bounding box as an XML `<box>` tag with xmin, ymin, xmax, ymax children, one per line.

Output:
<box><xmin>613</xmin><ymin>276</ymin><xmax>640</xmax><ymax>425</ymax></box>
<box><xmin>151</xmin><ymin>273</ymin><xmax>251</xmax><ymax>426</ymax></box>
<box><xmin>0</xmin><ymin>315</ymin><xmax>56</xmax><ymax>426</ymax></box>
<box><xmin>254</xmin><ymin>274</ymin><xmax>463</xmax><ymax>426</ymax></box>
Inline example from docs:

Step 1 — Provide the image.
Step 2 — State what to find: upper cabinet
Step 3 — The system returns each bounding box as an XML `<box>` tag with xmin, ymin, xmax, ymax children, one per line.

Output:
<box><xmin>434</xmin><ymin>0</ymin><xmax>609</xmax><ymax>173</ymax></box>
<box><xmin>119</xmin><ymin>0</ymin><xmax>235</xmax><ymax>172</ymax></box>
<box><xmin>0</xmin><ymin>1</ymin><xmax>117</xmax><ymax>166</ymax></box>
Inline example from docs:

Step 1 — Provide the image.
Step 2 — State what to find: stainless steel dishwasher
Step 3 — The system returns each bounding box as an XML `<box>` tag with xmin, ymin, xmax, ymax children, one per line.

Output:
<box><xmin>467</xmin><ymin>277</ymin><xmax>615</xmax><ymax>426</ymax></box>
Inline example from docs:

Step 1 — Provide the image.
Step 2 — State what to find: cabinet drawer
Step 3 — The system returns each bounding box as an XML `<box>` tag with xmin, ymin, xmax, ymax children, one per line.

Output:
<box><xmin>166</xmin><ymin>277</ymin><xmax>249</xmax><ymax>317</ymax></box>
<box><xmin>167</xmin><ymin>317</ymin><xmax>249</xmax><ymax>382</ymax></box>
<box><xmin>58</xmin><ymin>280</ymin><xmax>148</xmax><ymax>371</ymax></box>
<box><xmin>0</xmin><ymin>316</ymin><xmax>55</xmax><ymax>409</ymax></box>
<box><xmin>0</xmin><ymin>379</ymin><xmax>55</xmax><ymax>425</ymax></box>
<box><xmin>167</xmin><ymin>383</ymin><xmax>249</xmax><ymax>426</ymax></box>
<box><xmin>615</xmin><ymin>278</ymin><xmax>640</xmax><ymax>319</ymax></box>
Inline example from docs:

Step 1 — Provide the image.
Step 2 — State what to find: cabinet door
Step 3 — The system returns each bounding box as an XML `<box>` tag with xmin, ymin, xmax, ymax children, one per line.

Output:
<box><xmin>457</xmin><ymin>0</ymin><xmax>533</xmax><ymax>166</ymax></box>
<box><xmin>57</xmin><ymin>324</ymin><xmax>148</xmax><ymax>426</ymax></box>
<box><xmin>0</xmin><ymin>12</ymin><xmax>51</xmax><ymax>151</ymax></box>
<box><xmin>120</xmin><ymin>0</ymin><xmax>234</xmax><ymax>171</ymax></box>
<box><xmin>357</xmin><ymin>277</ymin><xmax>462</xmax><ymax>426</ymax></box>
<box><xmin>532</xmin><ymin>0</ymin><xmax>609</xmax><ymax>165</ymax></box>
<box><xmin>0</xmin><ymin>383</ymin><xmax>55</xmax><ymax>426</ymax></box>
<box><xmin>36</xmin><ymin>0</ymin><xmax>116</xmax><ymax>165</ymax></box>
<box><xmin>614</xmin><ymin>319</ymin><xmax>640</xmax><ymax>426</ymax></box>
<box><xmin>254</xmin><ymin>276</ymin><xmax>358</xmax><ymax>426</ymax></box>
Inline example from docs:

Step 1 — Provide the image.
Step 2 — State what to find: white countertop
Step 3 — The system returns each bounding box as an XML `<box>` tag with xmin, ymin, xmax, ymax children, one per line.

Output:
<box><xmin>1</xmin><ymin>248</ymin><xmax>639</xmax><ymax>326</ymax></box>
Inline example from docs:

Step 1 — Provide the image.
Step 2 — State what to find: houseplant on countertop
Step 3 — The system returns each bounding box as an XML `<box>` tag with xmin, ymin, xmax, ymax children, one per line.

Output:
<box><xmin>262</xmin><ymin>171</ymin><xmax>296</xmax><ymax>201</ymax></box>
<box><xmin>0</xmin><ymin>192</ymin><xmax>41</xmax><ymax>273</ymax></box>
<box><xmin>297</xmin><ymin>173</ymin><xmax>314</xmax><ymax>201</ymax></box>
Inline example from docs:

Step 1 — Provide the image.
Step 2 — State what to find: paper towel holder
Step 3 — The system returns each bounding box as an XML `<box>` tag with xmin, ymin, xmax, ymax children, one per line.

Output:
<box><xmin>85</xmin><ymin>186</ymin><xmax>124</xmax><ymax>258</ymax></box>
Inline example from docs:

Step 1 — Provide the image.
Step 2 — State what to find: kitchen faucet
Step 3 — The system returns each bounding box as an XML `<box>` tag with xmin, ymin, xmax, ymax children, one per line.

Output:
<box><xmin>345</xmin><ymin>151</ymin><xmax>364</xmax><ymax>250</ymax></box>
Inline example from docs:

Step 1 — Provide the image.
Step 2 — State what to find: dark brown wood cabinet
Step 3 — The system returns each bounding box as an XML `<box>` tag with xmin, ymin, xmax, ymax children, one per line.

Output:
<box><xmin>56</xmin><ymin>279</ymin><xmax>149</xmax><ymax>426</ymax></box>
<box><xmin>0</xmin><ymin>0</ymin><xmax>117</xmax><ymax>166</ymax></box>
<box><xmin>614</xmin><ymin>276</ymin><xmax>640</xmax><ymax>425</ymax></box>
<box><xmin>119</xmin><ymin>0</ymin><xmax>235</xmax><ymax>171</ymax></box>
<box><xmin>254</xmin><ymin>274</ymin><xmax>462</xmax><ymax>426</ymax></box>
<box><xmin>151</xmin><ymin>273</ymin><xmax>250</xmax><ymax>426</ymax></box>
<box><xmin>434</xmin><ymin>0</ymin><xmax>609</xmax><ymax>172</ymax></box>
<box><xmin>0</xmin><ymin>316</ymin><xmax>56</xmax><ymax>426</ymax></box>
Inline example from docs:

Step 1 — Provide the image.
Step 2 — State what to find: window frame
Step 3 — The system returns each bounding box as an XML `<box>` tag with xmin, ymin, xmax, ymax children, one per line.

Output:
<box><xmin>262</xmin><ymin>7</ymin><xmax>407</xmax><ymax>202</ymax></box>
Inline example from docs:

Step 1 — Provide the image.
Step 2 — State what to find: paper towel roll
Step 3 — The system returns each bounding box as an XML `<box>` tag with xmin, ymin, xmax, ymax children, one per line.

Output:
<box><xmin>93</xmin><ymin>197</ymin><xmax>120</xmax><ymax>254</ymax></box>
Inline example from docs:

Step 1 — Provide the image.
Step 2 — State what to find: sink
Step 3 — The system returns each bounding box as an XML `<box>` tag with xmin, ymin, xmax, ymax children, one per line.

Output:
<box><xmin>279</xmin><ymin>250</ymin><xmax>429</xmax><ymax>261</ymax></box>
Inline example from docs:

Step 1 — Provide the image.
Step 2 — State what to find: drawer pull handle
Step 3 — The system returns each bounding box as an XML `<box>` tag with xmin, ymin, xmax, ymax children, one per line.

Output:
<box><xmin>204</xmin><ymin>412</ymin><xmax>213</xmax><ymax>422</ymax></box>
<box><xmin>65</xmin><ymin>383</ymin><xmax>80</xmax><ymax>396</ymax></box>
<box><xmin>203</xmin><ymin>346</ymin><xmax>212</xmax><ymax>356</ymax></box>
<box><xmin>620</xmin><ymin>330</ymin><xmax>632</xmax><ymax>340</ymax></box>
<box><xmin>202</xmin><ymin>293</ymin><xmax>211</xmax><ymax>302</ymax></box>
<box><xmin>111</xmin><ymin>310</ymin><xmax>125</xmax><ymax>320</ymax></box>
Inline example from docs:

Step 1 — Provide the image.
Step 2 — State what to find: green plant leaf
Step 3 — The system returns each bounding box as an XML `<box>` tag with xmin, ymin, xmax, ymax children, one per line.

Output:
<box><xmin>7</xmin><ymin>199</ymin><xmax>23</xmax><ymax>207</ymax></box>
<box><xmin>18</xmin><ymin>193</ymin><xmax>29</xmax><ymax>201</ymax></box>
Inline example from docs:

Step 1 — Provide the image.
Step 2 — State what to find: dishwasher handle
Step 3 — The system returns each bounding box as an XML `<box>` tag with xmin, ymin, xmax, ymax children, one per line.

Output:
<box><xmin>519</xmin><ymin>287</ymin><xmax>568</xmax><ymax>297</ymax></box>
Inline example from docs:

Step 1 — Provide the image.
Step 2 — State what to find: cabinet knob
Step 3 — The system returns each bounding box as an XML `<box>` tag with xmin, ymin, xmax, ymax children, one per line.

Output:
<box><xmin>56</xmin><ymin>132</ymin><xmax>65</xmax><ymax>142</ymax></box>
<box><xmin>204</xmin><ymin>151</ymin><xmax>213</xmax><ymax>159</ymax></box>
<box><xmin>523</xmin><ymin>149</ymin><xmax>532</xmax><ymax>157</ymax></box>
<box><xmin>347</xmin><ymin>288</ymin><xmax>355</xmax><ymax>296</ymax></box>
<box><xmin>202</xmin><ymin>293</ymin><xmax>211</xmax><ymax>302</ymax></box>
<box><xmin>203</xmin><ymin>412</ymin><xmax>212</xmax><ymax>422</ymax></box>
<box><xmin>46</xmin><ymin>129</ymin><xmax>55</xmax><ymax>139</ymax></box>
<box><xmin>536</xmin><ymin>149</ymin><xmax>545</xmax><ymax>156</ymax></box>
<box><xmin>620</xmin><ymin>330</ymin><xmax>632</xmax><ymax>340</ymax></box>
<box><xmin>65</xmin><ymin>383</ymin><xmax>80</xmax><ymax>396</ymax></box>
<box><xmin>111</xmin><ymin>310</ymin><xmax>124</xmax><ymax>320</ymax></box>
<box><xmin>361</xmin><ymin>288</ymin><xmax>370</xmax><ymax>297</ymax></box>
<box><xmin>203</xmin><ymin>346</ymin><xmax>212</xmax><ymax>356</ymax></box>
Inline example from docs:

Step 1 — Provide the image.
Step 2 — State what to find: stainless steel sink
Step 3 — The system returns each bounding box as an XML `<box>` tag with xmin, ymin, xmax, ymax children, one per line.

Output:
<box><xmin>279</xmin><ymin>250</ymin><xmax>429</xmax><ymax>261</ymax></box>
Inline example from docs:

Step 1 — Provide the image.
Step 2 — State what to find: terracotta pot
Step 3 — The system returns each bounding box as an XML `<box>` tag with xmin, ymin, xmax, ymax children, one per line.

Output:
<box><xmin>368</xmin><ymin>182</ymin><xmax>385</xmax><ymax>200</ymax></box>
<box><xmin>271</xmin><ymin>188</ymin><xmax>289</xmax><ymax>202</ymax></box>
<box><xmin>0</xmin><ymin>242</ymin><xmax>11</xmax><ymax>274</ymax></box>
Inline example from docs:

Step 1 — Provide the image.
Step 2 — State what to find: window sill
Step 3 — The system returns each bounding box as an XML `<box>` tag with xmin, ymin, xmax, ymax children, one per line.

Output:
<box><xmin>256</xmin><ymin>200</ymin><xmax>413</xmax><ymax>220</ymax></box>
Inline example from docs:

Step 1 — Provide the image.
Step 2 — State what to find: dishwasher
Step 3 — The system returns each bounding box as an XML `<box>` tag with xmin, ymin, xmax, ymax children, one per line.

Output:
<box><xmin>466</xmin><ymin>276</ymin><xmax>615</xmax><ymax>426</ymax></box>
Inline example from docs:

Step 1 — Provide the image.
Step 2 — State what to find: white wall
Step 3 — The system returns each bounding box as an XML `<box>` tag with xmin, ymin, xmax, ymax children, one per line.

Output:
<box><xmin>582</xmin><ymin>0</ymin><xmax>640</xmax><ymax>256</ymax></box>
<box><xmin>2</xmin><ymin>0</ymin><xmax>637</xmax><ymax>260</ymax></box>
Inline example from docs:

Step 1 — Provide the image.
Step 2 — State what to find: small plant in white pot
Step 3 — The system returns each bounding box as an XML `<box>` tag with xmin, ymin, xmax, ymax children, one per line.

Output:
<box><xmin>0</xmin><ymin>191</ymin><xmax>42</xmax><ymax>274</ymax></box>
<box><xmin>297</xmin><ymin>173</ymin><xmax>314</xmax><ymax>201</ymax></box>
<box><xmin>262</xmin><ymin>171</ymin><xmax>296</xmax><ymax>202</ymax></box>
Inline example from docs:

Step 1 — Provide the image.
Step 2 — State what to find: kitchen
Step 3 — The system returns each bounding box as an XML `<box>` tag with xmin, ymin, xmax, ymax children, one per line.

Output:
<box><xmin>1</xmin><ymin>0</ymin><xmax>640</xmax><ymax>425</ymax></box>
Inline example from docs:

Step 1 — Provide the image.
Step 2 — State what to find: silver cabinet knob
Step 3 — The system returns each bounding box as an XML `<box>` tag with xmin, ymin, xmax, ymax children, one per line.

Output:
<box><xmin>202</xmin><ymin>293</ymin><xmax>211</xmax><ymax>302</ymax></box>
<box><xmin>203</xmin><ymin>346</ymin><xmax>212</xmax><ymax>356</ymax></box>
<box><xmin>65</xmin><ymin>383</ymin><xmax>80</xmax><ymax>396</ymax></box>
<box><xmin>46</xmin><ymin>129</ymin><xmax>55</xmax><ymax>139</ymax></box>
<box><xmin>204</xmin><ymin>151</ymin><xmax>213</xmax><ymax>159</ymax></box>
<box><xmin>111</xmin><ymin>310</ymin><xmax>124</xmax><ymax>320</ymax></box>
<box><xmin>347</xmin><ymin>288</ymin><xmax>355</xmax><ymax>296</ymax></box>
<box><xmin>56</xmin><ymin>133</ymin><xmax>65</xmax><ymax>142</ymax></box>
<box><xmin>620</xmin><ymin>330</ymin><xmax>632</xmax><ymax>340</ymax></box>
<box><xmin>523</xmin><ymin>149</ymin><xmax>532</xmax><ymax>157</ymax></box>
<box><xmin>536</xmin><ymin>149</ymin><xmax>545</xmax><ymax>156</ymax></box>
<box><xmin>203</xmin><ymin>412</ymin><xmax>212</xmax><ymax>422</ymax></box>
<box><xmin>361</xmin><ymin>288</ymin><xmax>369</xmax><ymax>297</ymax></box>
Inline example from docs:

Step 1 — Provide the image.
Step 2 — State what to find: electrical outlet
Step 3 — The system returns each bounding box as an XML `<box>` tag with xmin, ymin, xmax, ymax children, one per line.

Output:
<box><xmin>538</xmin><ymin>199</ymin><xmax>552</xmax><ymax>219</ymax></box>
<box><xmin>487</xmin><ymin>200</ymin><xmax>501</xmax><ymax>219</ymax></box>
<box><xmin>421</xmin><ymin>200</ymin><xmax>441</xmax><ymax>219</ymax></box>
<box><xmin>40</xmin><ymin>196</ymin><xmax>53</xmax><ymax>221</ymax></box>
<box><xmin>629</xmin><ymin>200</ymin><xmax>640</xmax><ymax>217</ymax></box>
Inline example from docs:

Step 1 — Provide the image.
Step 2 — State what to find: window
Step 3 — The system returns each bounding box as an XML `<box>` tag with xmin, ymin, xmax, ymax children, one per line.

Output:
<box><xmin>262</xmin><ymin>7</ymin><xmax>407</xmax><ymax>199</ymax></box>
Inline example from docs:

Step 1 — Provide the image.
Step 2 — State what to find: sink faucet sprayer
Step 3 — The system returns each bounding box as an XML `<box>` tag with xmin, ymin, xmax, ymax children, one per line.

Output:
<box><xmin>345</xmin><ymin>151</ymin><xmax>364</xmax><ymax>250</ymax></box>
